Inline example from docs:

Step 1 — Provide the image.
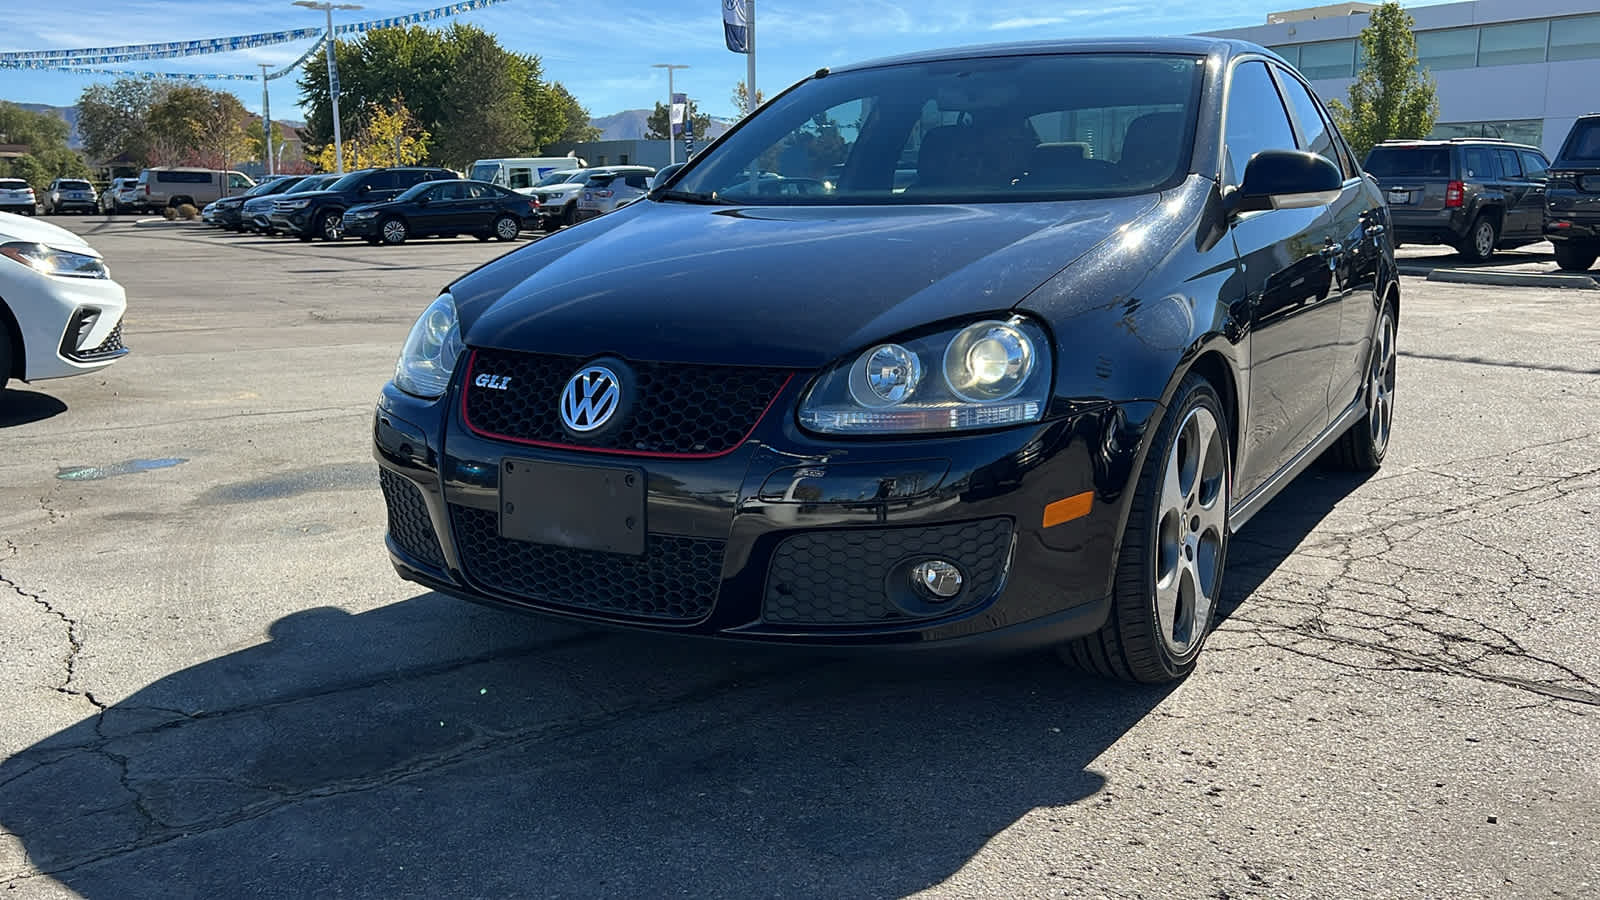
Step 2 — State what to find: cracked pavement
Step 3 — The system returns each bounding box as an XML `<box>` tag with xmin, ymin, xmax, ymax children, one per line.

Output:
<box><xmin>1</xmin><ymin>221</ymin><xmax>1596</xmax><ymax>898</ymax></box>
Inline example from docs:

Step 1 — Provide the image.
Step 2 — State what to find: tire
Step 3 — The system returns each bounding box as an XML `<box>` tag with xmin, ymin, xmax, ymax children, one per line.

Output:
<box><xmin>0</xmin><ymin>323</ymin><xmax>11</xmax><ymax>394</ymax></box>
<box><xmin>1457</xmin><ymin>214</ymin><xmax>1498</xmax><ymax>262</ymax></box>
<box><xmin>1058</xmin><ymin>374</ymin><xmax>1231</xmax><ymax>683</ymax></box>
<box><xmin>319</xmin><ymin>211</ymin><xmax>345</xmax><ymax>242</ymax></box>
<box><xmin>379</xmin><ymin>217</ymin><xmax>408</xmax><ymax>245</ymax></box>
<box><xmin>493</xmin><ymin>214</ymin><xmax>520</xmax><ymax>241</ymax></box>
<box><xmin>1552</xmin><ymin>241</ymin><xmax>1599</xmax><ymax>273</ymax></box>
<box><xmin>475</xmin><ymin>233</ymin><xmax>491</xmax><ymax>241</ymax></box>
<box><xmin>1327</xmin><ymin>303</ymin><xmax>1396</xmax><ymax>472</ymax></box>
<box><xmin>562</xmin><ymin>202</ymin><xmax>576</xmax><ymax>228</ymax></box>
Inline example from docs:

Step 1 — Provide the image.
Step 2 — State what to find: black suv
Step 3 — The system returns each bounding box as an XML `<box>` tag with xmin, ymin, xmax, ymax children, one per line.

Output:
<box><xmin>1545</xmin><ymin>114</ymin><xmax>1600</xmax><ymax>272</ymax></box>
<box><xmin>1363</xmin><ymin>138</ymin><xmax>1551</xmax><ymax>261</ymax></box>
<box><xmin>268</xmin><ymin>167</ymin><xmax>457</xmax><ymax>241</ymax></box>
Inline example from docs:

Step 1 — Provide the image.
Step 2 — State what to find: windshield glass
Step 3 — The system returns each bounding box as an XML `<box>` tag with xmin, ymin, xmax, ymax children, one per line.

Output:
<box><xmin>1363</xmin><ymin>146</ymin><xmax>1450</xmax><ymax>177</ymax></box>
<box><xmin>394</xmin><ymin>181</ymin><xmax>442</xmax><ymax>202</ymax></box>
<box><xmin>536</xmin><ymin>170</ymin><xmax>579</xmax><ymax>186</ymax></box>
<box><xmin>671</xmin><ymin>53</ymin><xmax>1202</xmax><ymax>204</ymax></box>
<box><xmin>1560</xmin><ymin>121</ymin><xmax>1600</xmax><ymax>162</ymax></box>
<box><xmin>470</xmin><ymin>164</ymin><xmax>499</xmax><ymax>183</ymax></box>
<box><xmin>60</xmin><ymin>180</ymin><xmax>92</xmax><ymax>190</ymax></box>
<box><xmin>289</xmin><ymin>175</ymin><xmax>338</xmax><ymax>193</ymax></box>
<box><xmin>0</xmin><ymin>180</ymin><xmax>27</xmax><ymax>189</ymax></box>
<box><xmin>325</xmin><ymin>171</ymin><xmax>372</xmax><ymax>192</ymax></box>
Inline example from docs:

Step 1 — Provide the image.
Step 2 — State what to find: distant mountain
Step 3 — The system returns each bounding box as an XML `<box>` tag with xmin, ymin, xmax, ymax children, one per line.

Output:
<box><xmin>591</xmin><ymin>108</ymin><xmax>735</xmax><ymax>142</ymax></box>
<box><xmin>16</xmin><ymin>103</ymin><xmax>81</xmax><ymax>149</ymax></box>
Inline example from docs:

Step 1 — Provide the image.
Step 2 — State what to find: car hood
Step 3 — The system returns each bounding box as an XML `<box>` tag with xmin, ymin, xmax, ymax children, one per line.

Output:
<box><xmin>0</xmin><ymin>212</ymin><xmax>98</xmax><ymax>253</ymax></box>
<box><xmin>276</xmin><ymin>190</ymin><xmax>341</xmax><ymax>203</ymax></box>
<box><xmin>459</xmin><ymin>195</ymin><xmax>1160</xmax><ymax>369</ymax></box>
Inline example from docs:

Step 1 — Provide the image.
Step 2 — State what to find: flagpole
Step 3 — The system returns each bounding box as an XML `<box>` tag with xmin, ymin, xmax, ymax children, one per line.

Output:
<box><xmin>746</xmin><ymin>0</ymin><xmax>756</xmax><ymax>116</ymax></box>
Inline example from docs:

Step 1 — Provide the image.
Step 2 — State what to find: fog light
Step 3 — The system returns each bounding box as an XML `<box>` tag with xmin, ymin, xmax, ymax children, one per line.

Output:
<box><xmin>911</xmin><ymin>559</ymin><xmax>964</xmax><ymax>600</ymax></box>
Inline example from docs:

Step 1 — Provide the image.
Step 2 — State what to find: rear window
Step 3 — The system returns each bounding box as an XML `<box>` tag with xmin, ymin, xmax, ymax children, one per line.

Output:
<box><xmin>60</xmin><ymin>180</ymin><xmax>92</xmax><ymax>190</ymax></box>
<box><xmin>0</xmin><ymin>179</ymin><xmax>28</xmax><ymax>189</ymax></box>
<box><xmin>1362</xmin><ymin>146</ymin><xmax>1450</xmax><ymax>177</ymax></box>
<box><xmin>1559</xmin><ymin>120</ymin><xmax>1600</xmax><ymax>163</ymax></box>
<box><xmin>157</xmin><ymin>170</ymin><xmax>213</xmax><ymax>183</ymax></box>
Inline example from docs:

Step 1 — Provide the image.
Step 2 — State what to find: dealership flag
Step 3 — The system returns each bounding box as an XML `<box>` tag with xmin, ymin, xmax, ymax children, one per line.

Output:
<box><xmin>671</xmin><ymin>92</ymin><xmax>687</xmax><ymax>136</ymax></box>
<box><xmin>723</xmin><ymin>0</ymin><xmax>750</xmax><ymax>53</ymax></box>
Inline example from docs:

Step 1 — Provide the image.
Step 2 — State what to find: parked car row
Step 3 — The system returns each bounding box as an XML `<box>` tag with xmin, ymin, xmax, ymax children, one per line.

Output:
<box><xmin>1361</xmin><ymin>115</ymin><xmax>1600</xmax><ymax>272</ymax></box>
<box><xmin>197</xmin><ymin>167</ymin><xmax>543</xmax><ymax>246</ymax></box>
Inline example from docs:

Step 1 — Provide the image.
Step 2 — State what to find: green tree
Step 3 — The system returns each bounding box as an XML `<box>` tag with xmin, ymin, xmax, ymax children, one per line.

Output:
<box><xmin>434</xmin><ymin>27</ymin><xmax>532</xmax><ymax>167</ymax></box>
<box><xmin>76</xmin><ymin>77</ymin><xmax>168</xmax><ymax>166</ymax></box>
<box><xmin>646</xmin><ymin>99</ymin><xmax>712</xmax><ymax>141</ymax></box>
<box><xmin>731</xmin><ymin>80</ymin><xmax>766</xmax><ymax>118</ymax></box>
<box><xmin>1327</xmin><ymin>2</ymin><xmax>1439</xmax><ymax>159</ymax></box>
<box><xmin>548</xmin><ymin>83</ymin><xmax>600</xmax><ymax>145</ymax></box>
<box><xmin>146</xmin><ymin>85</ymin><xmax>251</xmax><ymax>169</ymax></box>
<box><xmin>0</xmin><ymin>102</ymin><xmax>90</xmax><ymax>187</ymax></box>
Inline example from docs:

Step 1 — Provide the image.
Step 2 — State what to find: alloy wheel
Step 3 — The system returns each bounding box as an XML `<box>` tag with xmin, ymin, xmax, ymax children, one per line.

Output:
<box><xmin>1474</xmin><ymin>220</ymin><xmax>1494</xmax><ymax>258</ymax></box>
<box><xmin>1367</xmin><ymin>310</ymin><xmax>1397</xmax><ymax>453</ymax></box>
<box><xmin>1154</xmin><ymin>405</ymin><xmax>1228</xmax><ymax>660</ymax></box>
<box><xmin>322</xmin><ymin>213</ymin><xmax>343</xmax><ymax>241</ymax></box>
<box><xmin>496</xmin><ymin>216</ymin><xmax>518</xmax><ymax>240</ymax></box>
<box><xmin>382</xmin><ymin>219</ymin><xmax>407</xmax><ymax>244</ymax></box>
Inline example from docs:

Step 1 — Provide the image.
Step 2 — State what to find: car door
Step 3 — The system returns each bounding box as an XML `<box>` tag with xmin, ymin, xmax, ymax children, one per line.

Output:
<box><xmin>1272</xmin><ymin>65</ymin><xmax>1381</xmax><ymax>419</ymax></box>
<box><xmin>1223</xmin><ymin>60</ymin><xmax>1346</xmax><ymax>499</ymax></box>
<box><xmin>460</xmin><ymin>183</ymin><xmax>500</xmax><ymax>232</ymax></box>
<box><xmin>1492</xmin><ymin>148</ymin><xmax>1536</xmax><ymax>238</ymax></box>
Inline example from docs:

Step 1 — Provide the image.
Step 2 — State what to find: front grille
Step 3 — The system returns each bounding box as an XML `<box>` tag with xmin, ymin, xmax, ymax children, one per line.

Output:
<box><xmin>764</xmin><ymin>518</ymin><xmax>1014</xmax><ymax>625</ymax></box>
<box><xmin>450</xmin><ymin>505</ymin><xmax>723</xmax><ymax>621</ymax></box>
<box><xmin>464</xmin><ymin>349</ymin><xmax>790</xmax><ymax>457</ymax></box>
<box><xmin>61</xmin><ymin>314</ymin><xmax>127</xmax><ymax>362</ymax></box>
<box><xmin>379</xmin><ymin>469</ymin><xmax>445</xmax><ymax>567</ymax></box>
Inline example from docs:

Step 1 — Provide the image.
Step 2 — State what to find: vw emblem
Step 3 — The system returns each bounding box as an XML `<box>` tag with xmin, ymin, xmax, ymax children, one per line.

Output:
<box><xmin>560</xmin><ymin>365</ymin><xmax>621</xmax><ymax>432</ymax></box>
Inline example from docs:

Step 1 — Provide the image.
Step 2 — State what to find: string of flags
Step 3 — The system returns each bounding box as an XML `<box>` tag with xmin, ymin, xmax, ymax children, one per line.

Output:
<box><xmin>0</xmin><ymin>0</ymin><xmax>507</xmax><ymax>80</ymax></box>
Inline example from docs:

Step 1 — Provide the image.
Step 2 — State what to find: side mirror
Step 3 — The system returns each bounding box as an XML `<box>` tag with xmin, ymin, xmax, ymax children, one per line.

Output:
<box><xmin>1229</xmin><ymin>150</ymin><xmax>1343</xmax><ymax>215</ymax></box>
<box><xmin>417</xmin><ymin>195</ymin><xmax>431</xmax><ymax>206</ymax></box>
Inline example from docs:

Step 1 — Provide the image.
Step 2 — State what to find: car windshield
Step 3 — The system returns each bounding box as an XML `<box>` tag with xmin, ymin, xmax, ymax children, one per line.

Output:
<box><xmin>1363</xmin><ymin>146</ymin><xmax>1450</xmax><ymax>177</ymax></box>
<box><xmin>288</xmin><ymin>175</ymin><xmax>338</xmax><ymax>193</ymax></box>
<box><xmin>536</xmin><ymin>170</ymin><xmax>579</xmax><ymax>186</ymax></box>
<box><xmin>325</xmin><ymin>171</ymin><xmax>373</xmax><ymax>192</ymax></box>
<box><xmin>470</xmin><ymin>164</ymin><xmax>499</xmax><ymax>182</ymax></box>
<box><xmin>1560</xmin><ymin>121</ymin><xmax>1600</xmax><ymax>162</ymax></box>
<box><xmin>670</xmin><ymin>53</ymin><xmax>1202</xmax><ymax>204</ymax></box>
<box><xmin>394</xmin><ymin>180</ymin><xmax>447</xmax><ymax>202</ymax></box>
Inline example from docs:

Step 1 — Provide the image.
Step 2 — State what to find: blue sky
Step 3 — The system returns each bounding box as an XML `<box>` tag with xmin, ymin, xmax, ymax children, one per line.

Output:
<box><xmin>2</xmin><ymin>0</ymin><xmax>1441</xmax><ymax>121</ymax></box>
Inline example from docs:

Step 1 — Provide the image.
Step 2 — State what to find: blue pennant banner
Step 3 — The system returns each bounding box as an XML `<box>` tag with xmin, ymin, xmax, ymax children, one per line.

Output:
<box><xmin>0</xmin><ymin>29</ymin><xmax>320</xmax><ymax>63</ymax></box>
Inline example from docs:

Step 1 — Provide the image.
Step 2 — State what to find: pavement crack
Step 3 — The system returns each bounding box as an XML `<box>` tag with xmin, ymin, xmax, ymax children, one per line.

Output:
<box><xmin>0</xmin><ymin>542</ymin><xmax>102</xmax><ymax>714</ymax></box>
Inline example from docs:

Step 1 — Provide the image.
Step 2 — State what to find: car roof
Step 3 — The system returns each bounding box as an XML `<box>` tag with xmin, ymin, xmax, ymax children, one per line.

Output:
<box><xmin>1374</xmin><ymin>138</ymin><xmax>1543</xmax><ymax>152</ymax></box>
<box><xmin>827</xmin><ymin>36</ymin><xmax>1247</xmax><ymax>74</ymax></box>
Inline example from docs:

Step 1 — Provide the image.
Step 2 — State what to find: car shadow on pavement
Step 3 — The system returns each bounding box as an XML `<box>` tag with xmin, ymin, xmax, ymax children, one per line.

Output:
<box><xmin>0</xmin><ymin>388</ymin><xmax>68</xmax><ymax>427</ymax></box>
<box><xmin>0</xmin><ymin>471</ymin><xmax>1368</xmax><ymax>898</ymax></box>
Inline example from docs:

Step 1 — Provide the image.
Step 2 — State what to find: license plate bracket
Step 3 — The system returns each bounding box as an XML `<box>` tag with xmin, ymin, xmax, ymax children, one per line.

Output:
<box><xmin>1387</xmin><ymin>189</ymin><xmax>1410</xmax><ymax>205</ymax></box>
<box><xmin>499</xmin><ymin>459</ymin><xmax>645</xmax><ymax>555</ymax></box>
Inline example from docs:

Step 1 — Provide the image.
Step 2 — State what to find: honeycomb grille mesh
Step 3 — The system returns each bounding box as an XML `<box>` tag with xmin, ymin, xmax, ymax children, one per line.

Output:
<box><xmin>764</xmin><ymin>518</ymin><xmax>1014</xmax><ymax>625</ymax></box>
<box><xmin>450</xmin><ymin>505</ymin><xmax>723</xmax><ymax>622</ymax></box>
<box><xmin>464</xmin><ymin>349</ymin><xmax>789</xmax><ymax>456</ymax></box>
<box><xmin>379</xmin><ymin>468</ymin><xmax>445</xmax><ymax>567</ymax></box>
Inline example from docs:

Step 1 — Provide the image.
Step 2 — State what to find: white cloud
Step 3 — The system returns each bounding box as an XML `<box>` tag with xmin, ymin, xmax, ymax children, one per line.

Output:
<box><xmin>987</xmin><ymin>17</ymin><xmax>1070</xmax><ymax>30</ymax></box>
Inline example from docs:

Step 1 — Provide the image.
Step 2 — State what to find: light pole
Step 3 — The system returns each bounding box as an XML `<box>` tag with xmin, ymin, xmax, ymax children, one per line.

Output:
<box><xmin>293</xmin><ymin>1</ymin><xmax>363</xmax><ymax>174</ymax></box>
<box><xmin>258</xmin><ymin>64</ymin><xmax>273</xmax><ymax>176</ymax></box>
<box><xmin>652</xmin><ymin>63</ymin><xmax>689</xmax><ymax>166</ymax></box>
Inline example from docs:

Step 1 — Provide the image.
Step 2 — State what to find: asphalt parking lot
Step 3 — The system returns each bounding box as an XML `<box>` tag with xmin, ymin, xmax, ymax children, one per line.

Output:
<box><xmin>2</xmin><ymin>218</ymin><xmax>1597</xmax><ymax>899</ymax></box>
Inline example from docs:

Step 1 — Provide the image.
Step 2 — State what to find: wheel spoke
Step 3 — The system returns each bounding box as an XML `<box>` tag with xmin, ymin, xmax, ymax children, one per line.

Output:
<box><xmin>1155</xmin><ymin>561</ymin><xmax>1181</xmax><ymax>644</ymax></box>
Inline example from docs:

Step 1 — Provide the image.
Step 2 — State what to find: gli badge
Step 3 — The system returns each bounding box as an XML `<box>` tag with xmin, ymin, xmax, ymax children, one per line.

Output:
<box><xmin>474</xmin><ymin>373</ymin><xmax>513</xmax><ymax>390</ymax></box>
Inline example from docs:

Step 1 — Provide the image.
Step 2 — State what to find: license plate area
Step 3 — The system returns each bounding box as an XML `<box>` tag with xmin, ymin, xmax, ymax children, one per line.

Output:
<box><xmin>1387</xmin><ymin>189</ymin><xmax>1411</xmax><ymax>205</ymax></box>
<box><xmin>499</xmin><ymin>459</ymin><xmax>645</xmax><ymax>555</ymax></box>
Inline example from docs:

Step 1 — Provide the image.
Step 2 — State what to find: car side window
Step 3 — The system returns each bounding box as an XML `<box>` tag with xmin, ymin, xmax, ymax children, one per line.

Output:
<box><xmin>1223</xmin><ymin>61</ymin><xmax>1298</xmax><ymax>187</ymax></box>
<box><xmin>1273</xmin><ymin>69</ymin><xmax>1344</xmax><ymax>177</ymax></box>
<box><xmin>508</xmin><ymin>168</ymin><xmax>533</xmax><ymax>190</ymax></box>
<box><xmin>228</xmin><ymin>173</ymin><xmax>251</xmax><ymax>189</ymax></box>
<box><xmin>625</xmin><ymin>174</ymin><xmax>650</xmax><ymax>189</ymax></box>
<box><xmin>1519</xmin><ymin>151</ymin><xmax>1549</xmax><ymax>181</ymax></box>
<box><xmin>1462</xmin><ymin>148</ymin><xmax>1498</xmax><ymax>179</ymax></box>
<box><xmin>1495</xmin><ymin>149</ymin><xmax>1523</xmax><ymax>180</ymax></box>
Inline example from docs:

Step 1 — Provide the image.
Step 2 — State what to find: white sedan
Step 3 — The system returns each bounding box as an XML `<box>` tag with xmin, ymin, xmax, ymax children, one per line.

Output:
<box><xmin>0</xmin><ymin>213</ymin><xmax>128</xmax><ymax>394</ymax></box>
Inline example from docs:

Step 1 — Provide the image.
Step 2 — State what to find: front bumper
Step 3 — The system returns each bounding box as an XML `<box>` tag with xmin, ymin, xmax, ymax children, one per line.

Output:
<box><xmin>2</xmin><ymin>264</ymin><xmax>128</xmax><ymax>381</ymax></box>
<box><xmin>373</xmin><ymin>374</ymin><xmax>1153</xmax><ymax>651</ymax></box>
<box><xmin>268</xmin><ymin>208</ymin><xmax>315</xmax><ymax>235</ymax></box>
<box><xmin>342</xmin><ymin>215</ymin><xmax>381</xmax><ymax>237</ymax></box>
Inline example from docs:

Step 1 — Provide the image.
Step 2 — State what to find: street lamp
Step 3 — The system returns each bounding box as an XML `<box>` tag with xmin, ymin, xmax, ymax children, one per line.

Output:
<box><xmin>652</xmin><ymin>63</ymin><xmax>689</xmax><ymax>166</ymax></box>
<box><xmin>293</xmin><ymin>1</ymin><xmax>363</xmax><ymax>174</ymax></box>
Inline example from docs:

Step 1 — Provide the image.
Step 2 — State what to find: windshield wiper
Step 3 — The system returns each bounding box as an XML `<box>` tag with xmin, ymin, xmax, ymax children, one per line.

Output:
<box><xmin>653</xmin><ymin>189</ymin><xmax>731</xmax><ymax>205</ymax></box>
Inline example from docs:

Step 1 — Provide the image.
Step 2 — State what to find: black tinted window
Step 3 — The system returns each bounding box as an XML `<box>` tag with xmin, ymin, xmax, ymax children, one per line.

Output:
<box><xmin>1462</xmin><ymin>147</ymin><xmax>1498</xmax><ymax>179</ymax></box>
<box><xmin>624</xmin><ymin>174</ymin><xmax>650</xmax><ymax>189</ymax></box>
<box><xmin>1224</xmin><ymin>61</ymin><xmax>1297</xmax><ymax>186</ymax></box>
<box><xmin>1495</xmin><ymin>149</ymin><xmax>1522</xmax><ymax>178</ymax></box>
<box><xmin>1519</xmin><ymin>151</ymin><xmax>1549</xmax><ymax>180</ymax></box>
<box><xmin>157</xmin><ymin>170</ymin><xmax>212</xmax><ymax>183</ymax></box>
<box><xmin>1363</xmin><ymin>147</ymin><xmax>1449</xmax><ymax>177</ymax></box>
<box><xmin>1560</xmin><ymin>120</ymin><xmax>1600</xmax><ymax>162</ymax></box>
<box><xmin>1274</xmin><ymin>70</ymin><xmax>1344</xmax><ymax>176</ymax></box>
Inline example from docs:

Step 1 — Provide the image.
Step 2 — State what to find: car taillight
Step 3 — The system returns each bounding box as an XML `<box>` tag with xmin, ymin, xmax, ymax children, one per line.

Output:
<box><xmin>595</xmin><ymin>189</ymin><xmax>614</xmax><ymax>199</ymax></box>
<box><xmin>143</xmin><ymin>184</ymin><xmax>150</xmax><ymax>196</ymax></box>
<box><xmin>1445</xmin><ymin>181</ymin><xmax>1464</xmax><ymax>208</ymax></box>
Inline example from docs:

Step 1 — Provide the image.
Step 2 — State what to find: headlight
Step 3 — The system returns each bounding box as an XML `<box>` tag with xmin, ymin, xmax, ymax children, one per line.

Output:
<box><xmin>798</xmin><ymin>316</ymin><xmax>1050</xmax><ymax>435</ymax></box>
<box><xmin>282</xmin><ymin>198</ymin><xmax>312</xmax><ymax>209</ymax></box>
<box><xmin>0</xmin><ymin>242</ymin><xmax>110</xmax><ymax>279</ymax></box>
<box><xmin>348</xmin><ymin>210</ymin><xmax>376</xmax><ymax>219</ymax></box>
<box><xmin>394</xmin><ymin>293</ymin><xmax>464</xmax><ymax>399</ymax></box>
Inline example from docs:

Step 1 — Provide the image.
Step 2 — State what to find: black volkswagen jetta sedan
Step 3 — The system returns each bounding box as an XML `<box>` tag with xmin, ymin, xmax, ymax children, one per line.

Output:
<box><xmin>374</xmin><ymin>37</ymin><xmax>1399</xmax><ymax>683</ymax></box>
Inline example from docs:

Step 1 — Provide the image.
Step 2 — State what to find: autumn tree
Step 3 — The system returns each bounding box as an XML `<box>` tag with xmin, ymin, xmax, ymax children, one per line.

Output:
<box><xmin>314</xmin><ymin>98</ymin><xmax>430</xmax><ymax>170</ymax></box>
<box><xmin>731</xmin><ymin>80</ymin><xmax>766</xmax><ymax>118</ymax></box>
<box><xmin>1327</xmin><ymin>2</ymin><xmax>1439</xmax><ymax>159</ymax></box>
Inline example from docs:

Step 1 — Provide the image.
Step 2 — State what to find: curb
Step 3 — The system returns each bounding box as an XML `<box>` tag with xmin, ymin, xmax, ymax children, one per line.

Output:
<box><xmin>1420</xmin><ymin>268</ymin><xmax>1599</xmax><ymax>290</ymax></box>
<box><xmin>132</xmin><ymin>218</ymin><xmax>206</xmax><ymax>228</ymax></box>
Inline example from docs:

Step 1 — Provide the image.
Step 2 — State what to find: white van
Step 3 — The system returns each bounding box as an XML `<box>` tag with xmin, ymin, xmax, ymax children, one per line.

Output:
<box><xmin>468</xmin><ymin>156</ymin><xmax>588</xmax><ymax>192</ymax></box>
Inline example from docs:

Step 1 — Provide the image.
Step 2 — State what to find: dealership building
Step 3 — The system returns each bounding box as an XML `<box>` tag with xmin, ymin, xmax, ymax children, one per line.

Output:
<box><xmin>1203</xmin><ymin>0</ymin><xmax>1600</xmax><ymax>158</ymax></box>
